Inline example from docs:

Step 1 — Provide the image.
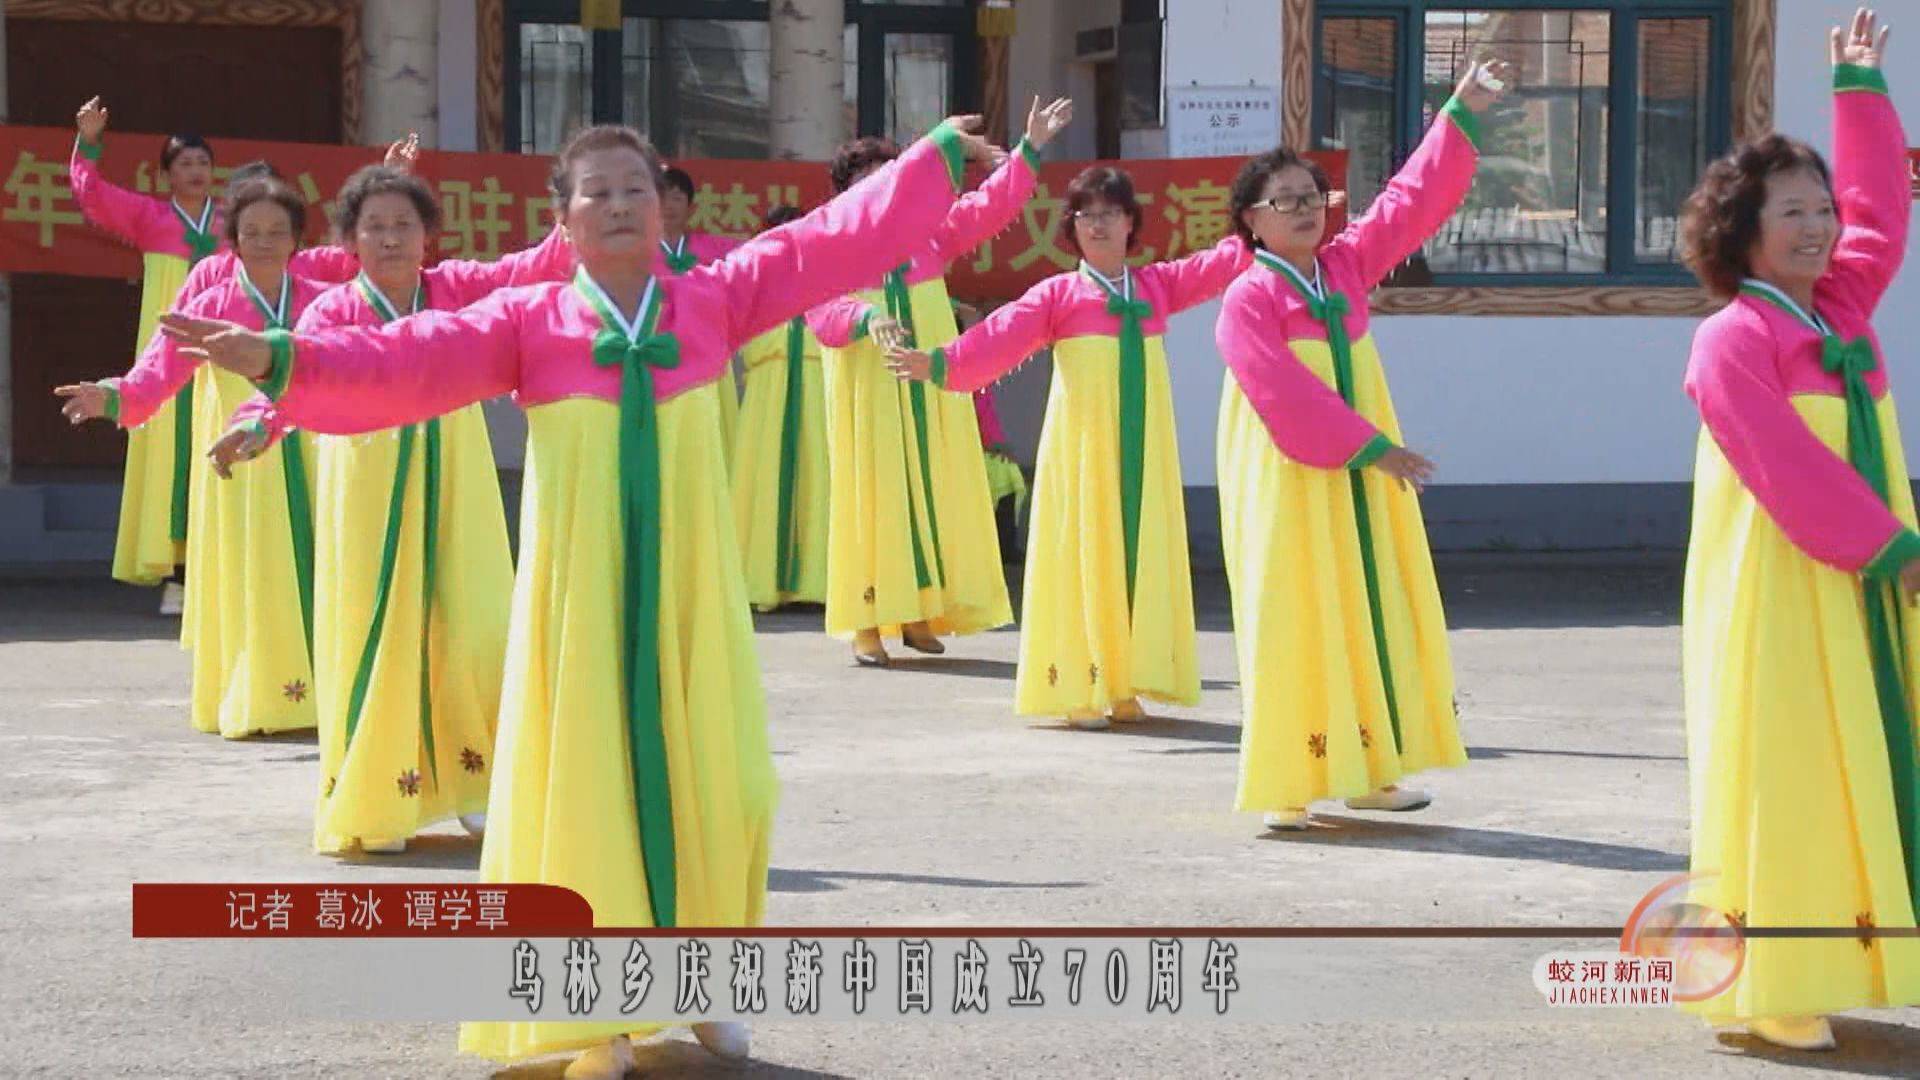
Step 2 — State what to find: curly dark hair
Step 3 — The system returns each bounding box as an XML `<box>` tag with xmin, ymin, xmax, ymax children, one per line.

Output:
<box><xmin>1228</xmin><ymin>148</ymin><xmax>1332</xmax><ymax>246</ymax></box>
<box><xmin>332</xmin><ymin>165</ymin><xmax>441</xmax><ymax>236</ymax></box>
<box><xmin>548</xmin><ymin>124</ymin><xmax>666</xmax><ymax>201</ymax></box>
<box><xmin>160</xmin><ymin>133</ymin><xmax>212</xmax><ymax>170</ymax></box>
<box><xmin>1679</xmin><ymin>134</ymin><xmax>1833</xmax><ymax>299</ymax></box>
<box><xmin>762</xmin><ymin>204</ymin><xmax>803</xmax><ymax>231</ymax></box>
<box><xmin>1058</xmin><ymin>166</ymin><xmax>1144</xmax><ymax>258</ymax></box>
<box><xmin>830</xmin><ymin>136</ymin><xmax>900</xmax><ymax>194</ymax></box>
<box><xmin>223</xmin><ymin>177</ymin><xmax>306</xmax><ymax>247</ymax></box>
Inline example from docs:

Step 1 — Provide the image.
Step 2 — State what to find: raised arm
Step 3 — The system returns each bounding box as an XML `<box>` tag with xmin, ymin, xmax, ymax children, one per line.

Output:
<box><xmin>1141</xmin><ymin>235</ymin><xmax>1253</xmax><ymax>315</ymax></box>
<box><xmin>1325</xmin><ymin>96</ymin><xmax>1482</xmax><ymax>290</ymax></box>
<box><xmin>1824</xmin><ymin>63</ymin><xmax>1909</xmax><ymax>313</ymax></box>
<box><xmin>68</xmin><ymin>137</ymin><xmax>170</xmax><ymax>252</ymax></box>
<box><xmin>430</xmin><ymin>223</ymin><xmax>576</xmax><ymax>308</ymax></box>
<box><xmin>1216</xmin><ymin>280</ymin><xmax>1389</xmax><ymax>469</ymax></box>
<box><xmin>706</xmin><ymin>120</ymin><xmax>974</xmax><ymax>351</ymax></box>
<box><xmin>928</xmin><ymin>277</ymin><xmax>1060</xmax><ymax>394</ymax></box>
<box><xmin>804</xmin><ymin>294</ymin><xmax>878</xmax><ymax>348</ymax></box>
<box><xmin>1685</xmin><ymin>312</ymin><xmax>1919</xmax><ymax>576</ymax></box>
<box><xmin>928</xmin><ymin>141</ymin><xmax>1040</xmax><ymax>264</ymax></box>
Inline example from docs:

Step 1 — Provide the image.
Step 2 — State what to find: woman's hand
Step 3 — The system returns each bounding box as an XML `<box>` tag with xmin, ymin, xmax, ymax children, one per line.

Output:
<box><xmin>1455</xmin><ymin>60</ymin><xmax>1516</xmax><ymax>114</ymax></box>
<box><xmin>53</xmin><ymin>382</ymin><xmax>111</xmax><ymax>426</ymax></box>
<box><xmin>942</xmin><ymin>114</ymin><xmax>1008</xmax><ymax>169</ymax></box>
<box><xmin>384</xmin><ymin>132</ymin><xmax>421</xmax><ymax>173</ymax></box>
<box><xmin>1832</xmin><ymin>8</ymin><xmax>1890</xmax><ymax>69</ymax></box>
<box><xmin>158</xmin><ymin>313</ymin><xmax>273</xmax><ymax>380</ymax></box>
<box><xmin>868</xmin><ymin>314</ymin><xmax>910</xmax><ymax>353</ymax></box>
<box><xmin>1024</xmin><ymin>96</ymin><xmax>1075</xmax><ymax>150</ymax></box>
<box><xmin>206</xmin><ymin>424</ymin><xmax>270</xmax><ymax>480</ymax></box>
<box><xmin>76</xmin><ymin>96</ymin><xmax>108</xmax><ymax>141</ymax></box>
<box><xmin>1372</xmin><ymin>446</ymin><xmax>1436</xmax><ymax>492</ymax></box>
<box><xmin>885</xmin><ymin>346</ymin><xmax>936</xmax><ymax>383</ymax></box>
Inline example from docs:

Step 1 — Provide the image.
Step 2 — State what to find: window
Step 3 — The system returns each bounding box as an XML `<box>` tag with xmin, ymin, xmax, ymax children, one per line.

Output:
<box><xmin>1316</xmin><ymin>1</ymin><xmax>1731</xmax><ymax>285</ymax></box>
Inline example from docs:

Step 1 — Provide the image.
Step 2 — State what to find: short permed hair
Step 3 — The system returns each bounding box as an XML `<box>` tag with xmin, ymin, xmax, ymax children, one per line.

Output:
<box><xmin>549</xmin><ymin>124</ymin><xmax>666</xmax><ymax>201</ymax></box>
<box><xmin>223</xmin><ymin>177</ymin><xmax>306</xmax><ymax>247</ymax></box>
<box><xmin>1227</xmin><ymin>148</ymin><xmax>1332</xmax><ymax>245</ymax></box>
<box><xmin>1058</xmin><ymin>166</ymin><xmax>1144</xmax><ymax>257</ymax></box>
<box><xmin>1679</xmin><ymin>134</ymin><xmax>1833</xmax><ymax>300</ymax></box>
<box><xmin>332</xmin><ymin>165</ymin><xmax>441</xmax><ymax>235</ymax></box>
<box><xmin>829</xmin><ymin>136</ymin><xmax>900</xmax><ymax>194</ymax></box>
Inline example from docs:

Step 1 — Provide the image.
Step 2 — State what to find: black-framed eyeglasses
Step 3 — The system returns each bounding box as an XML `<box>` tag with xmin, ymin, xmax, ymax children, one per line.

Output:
<box><xmin>1070</xmin><ymin>208</ymin><xmax>1128</xmax><ymax>226</ymax></box>
<box><xmin>1253</xmin><ymin>193</ymin><xmax>1328</xmax><ymax>215</ymax></box>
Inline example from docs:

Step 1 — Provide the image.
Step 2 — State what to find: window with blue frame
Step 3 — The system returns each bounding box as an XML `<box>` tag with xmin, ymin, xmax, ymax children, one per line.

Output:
<box><xmin>1316</xmin><ymin>1</ymin><xmax>1731</xmax><ymax>285</ymax></box>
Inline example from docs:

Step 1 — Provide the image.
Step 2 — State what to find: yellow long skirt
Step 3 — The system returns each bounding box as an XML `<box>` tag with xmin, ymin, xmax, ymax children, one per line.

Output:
<box><xmin>310</xmin><ymin>404</ymin><xmax>513</xmax><ymax>853</ymax></box>
<box><xmin>459</xmin><ymin>393</ymin><xmax>777</xmax><ymax>1063</ymax></box>
<box><xmin>1681</xmin><ymin>394</ymin><xmax>1920</xmax><ymax>1023</ymax></box>
<box><xmin>1013</xmin><ymin>334</ymin><xmax>1196</xmax><ymax>716</ymax></box>
<box><xmin>1217</xmin><ymin>333</ymin><xmax>1464</xmax><ymax>810</ymax></box>
<box><xmin>186</xmin><ymin>364</ymin><xmax>318</xmax><ymax>738</ymax></box>
<box><xmin>715</xmin><ymin>355</ymin><xmax>741</xmax><ymax>468</ymax></box>
<box><xmin>732</xmin><ymin>325</ymin><xmax>830</xmax><ymax>609</ymax></box>
<box><xmin>112</xmin><ymin>252</ymin><xmax>193</xmax><ymax>585</ymax></box>
<box><xmin>821</xmin><ymin>278</ymin><xmax>1011</xmax><ymax>639</ymax></box>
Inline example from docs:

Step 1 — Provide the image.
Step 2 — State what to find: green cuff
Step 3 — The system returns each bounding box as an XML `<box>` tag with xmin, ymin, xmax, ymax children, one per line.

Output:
<box><xmin>257</xmin><ymin>328</ymin><xmax>295</xmax><ymax>401</ymax></box>
<box><xmin>96</xmin><ymin>379</ymin><xmax>121</xmax><ymax>424</ymax></box>
<box><xmin>1016</xmin><ymin>137</ymin><xmax>1040</xmax><ymax>171</ymax></box>
<box><xmin>76</xmin><ymin>137</ymin><xmax>103</xmax><ymax>162</ymax></box>
<box><xmin>1441</xmin><ymin>97</ymin><xmax>1482</xmax><ymax>150</ymax></box>
<box><xmin>1864</xmin><ymin>528</ymin><xmax>1920</xmax><ymax>581</ymax></box>
<box><xmin>929</xmin><ymin>346</ymin><xmax>950</xmax><ymax>389</ymax></box>
<box><xmin>1346</xmin><ymin>432</ymin><xmax>1396</xmax><ymax>470</ymax></box>
<box><xmin>928</xmin><ymin>121</ymin><xmax>968</xmax><ymax>192</ymax></box>
<box><xmin>1835</xmin><ymin>63</ymin><xmax>1889</xmax><ymax>95</ymax></box>
<box><xmin>851</xmin><ymin>307</ymin><xmax>874</xmax><ymax>342</ymax></box>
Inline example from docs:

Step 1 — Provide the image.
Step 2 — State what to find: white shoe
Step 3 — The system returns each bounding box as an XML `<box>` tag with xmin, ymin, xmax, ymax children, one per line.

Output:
<box><xmin>359</xmin><ymin>838</ymin><xmax>407</xmax><ymax>854</ymax></box>
<box><xmin>1344</xmin><ymin>786</ymin><xmax>1432</xmax><ymax>812</ymax></box>
<box><xmin>1066</xmin><ymin>712</ymin><xmax>1110</xmax><ymax>731</ymax></box>
<box><xmin>1748</xmin><ymin>1016</ymin><xmax>1836</xmax><ymax>1051</ymax></box>
<box><xmin>459</xmin><ymin>813</ymin><xmax>487</xmax><ymax>837</ymax></box>
<box><xmin>1263</xmin><ymin>809</ymin><xmax>1310</xmax><ymax>831</ymax></box>
<box><xmin>693</xmin><ymin>1021</ymin><xmax>751</xmax><ymax>1061</ymax></box>
<box><xmin>159</xmin><ymin>582</ymin><xmax>184</xmax><ymax>616</ymax></box>
<box><xmin>564</xmin><ymin>1035</ymin><xmax>637</xmax><ymax>1078</ymax></box>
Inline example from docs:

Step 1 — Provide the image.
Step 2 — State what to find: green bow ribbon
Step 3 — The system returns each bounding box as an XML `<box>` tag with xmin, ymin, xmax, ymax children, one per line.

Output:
<box><xmin>1824</xmin><ymin>335</ymin><xmax>1891</xmax><ymax>501</ymax></box>
<box><xmin>339</xmin><ymin>276</ymin><xmax>440</xmax><ymax>784</ymax></box>
<box><xmin>576</xmin><ymin>267</ymin><xmax>683</xmax><ymax>929</ymax></box>
<box><xmin>775</xmin><ymin>317</ymin><xmax>807</xmax><ymax>594</ymax></box>
<box><xmin>240</xmin><ymin>272</ymin><xmax>316</xmax><ymax>661</ymax></box>
<box><xmin>661</xmin><ymin>239</ymin><xmax>698</xmax><ymax>275</ymax></box>
<box><xmin>1081</xmin><ymin>265</ymin><xmax>1154</xmax><ymax>609</ymax></box>
<box><xmin>882</xmin><ymin>265</ymin><xmax>944</xmax><ymax>589</ymax></box>
<box><xmin>1259</xmin><ymin>251</ymin><xmax>1403</xmax><ymax>751</ymax></box>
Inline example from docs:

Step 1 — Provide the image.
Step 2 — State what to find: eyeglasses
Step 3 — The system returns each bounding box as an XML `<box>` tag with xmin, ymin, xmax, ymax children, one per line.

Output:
<box><xmin>1071</xmin><ymin>208</ymin><xmax>1128</xmax><ymax>227</ymax></box>
<box><xmin>1253</xmin><ymin>193</ymin><xmax>1328</xmax><ymax>215</ymax></box>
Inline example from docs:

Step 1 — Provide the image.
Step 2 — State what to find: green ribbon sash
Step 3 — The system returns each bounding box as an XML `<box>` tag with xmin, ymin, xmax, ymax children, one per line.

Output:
<box><xmin>775</xmin><ymin>317</ymin><xmax>808</xmax><ymax>593</ymax></box>
<box><xmin>660</xmin><ymin>237</ymin><xmax>698</xmax><ymax>275</ymax></box>
<box><xmin>1741</xmin><ymin>279</ymin><xmax>1920</xmax><ymax>896</ymax></box>
<box><xmin>883</xmin><ymin>266</ymin><xmax>945</xmax><ymax>589</ymax></box>
<box><xmin>167</xmin><ymin>200</ymin><xmax>217</xmax><ymax>544</ymax></box>
<box><xmin>339</xmin><ymin>275</ymin><xmax>441</xmax><ymax>782</ymax></box>
<box><xmin>1080</xmin><ymin>264</ymin><xmax>1153</xmax><ymax>609</ymax></box>
<box><xmin>576</xmin><ymin>266</ymin><xmax>683</xmax><ymax>929</ymax></box>
<box><xmin>1261</xmin><ymin>250</ymin><xmax>1404</xmax><ymax>750</ymax></box>
<box><xmin>240</xmin><ymin>271</ymin><xmax>316</xmax><ymax>660</ymax></box>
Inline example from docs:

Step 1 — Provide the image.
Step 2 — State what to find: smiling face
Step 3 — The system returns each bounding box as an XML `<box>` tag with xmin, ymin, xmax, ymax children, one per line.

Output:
<box><xmin>1244</xmin><ymin>164</ymin><xmax>1328</xmax><ymax>264</ymax></box>
<box><xmin>1070</xmin><ymin>197</ymin><xmax>1133</xmax><ymax>267</ymax></box>
<box><xmin>1747</xmin><ymin>166</ymin><xmax>1838</xmax><ymax>295</ymax></box>
<box><xmin>349</xmin><ymin>190</ymin><xmax>428</xmax><ymax>281</ymax></box>
<box><xmin>166</xmin><ymin>147</ymin><xmax>214</xmax><ymax>202</ymax></box>
<box><xmin>556</xmin><ymin>145</ymin><xmax>662</xmax><ymax>267</ymax></box>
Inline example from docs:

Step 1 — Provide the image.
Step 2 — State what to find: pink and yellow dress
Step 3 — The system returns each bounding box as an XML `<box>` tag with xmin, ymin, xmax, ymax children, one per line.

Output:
<box><xmin>1680</xmin><ymin>64</ymin><xmax>1920</xmax><ymax>1024</ymax></box>
<box><xmin>927</xmin><ymin>236</ymin><xmax>1251</xmax><ymax>717</ymax></box>
<box><xmin>805</xmin><ymin>141</ymin><xmax>1040</xmax><ymax>642</ymax></box>
<box><xmin>974</xmin><ymin>385</ymin><xmax>1028</xmax><ymax>517</ymax></box>
<box><xmin>102</xmin><ymin>269</ymin><xmax>324</xmax><ymax>738</ymax></box>
<box><xmin>732</xmin><ymin>316</ymin><xmax>830</xmax><ymax>609</ymax></box>
<box><xmin>67</xmin><ymin>135</ymin><xmax>223</xmax><ymax>585</ymax></box>
<box><xmin>658</xmin><ymin>232</ymin><xmax>745</xmax><ymax>464</ymax></box>
<box><xmin>241</xmin><ymin>125</ymin><xmax>968</xmax><ymax>1063</ymax></box>
<box><xmin>1213</xmin><ymin>97</ymin><xmax>1480</xmax><ymax>812</ymax></box>
<box><xmin>233</xmin><ymin>228</ymin><xmax>574</xmax><ymax>853</ymax></box>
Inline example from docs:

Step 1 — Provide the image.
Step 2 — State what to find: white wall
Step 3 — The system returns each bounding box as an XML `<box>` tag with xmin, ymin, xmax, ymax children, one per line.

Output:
<box><xmin>437</xmin><ymin>0</ymin><xmax>480</xmax><ymax>153</ymax></box>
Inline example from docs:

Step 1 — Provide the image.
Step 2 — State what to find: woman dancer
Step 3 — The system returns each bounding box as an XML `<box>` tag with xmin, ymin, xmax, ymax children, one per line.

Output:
<box><xmin>160</xmin><ymin>116</ymin><xmax>1001</xmax><ymax>1076</ymax></box>
<box><xmin>1677</xmin><ymin>9</ymin><xmax>1918</xmax><ymax>1049</ymax></box>
<box><xmin>1212</xmin><ymin>60</ymin><xmax>1506</xmax><ymax>830</ymax></box>
<box><xmin>657</xmin><ymin>165</ymin><xmax>747</xmax><ymax>463</ymax></box>
<box><xmin>808</xmin><ymin>95</ymin><xmax>1071</xmax><ymax>667</ymax></box>
<box><xmin>887</xmin><ymin>165</ymin><xmax>1250</xmax><ymax>729</ymax></box>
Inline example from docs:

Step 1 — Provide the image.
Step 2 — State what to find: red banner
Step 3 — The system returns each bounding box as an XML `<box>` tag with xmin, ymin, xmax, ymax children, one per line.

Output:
<box><xmin>1</xmin><ymin>124</ymin><xmax>1344</xmax><ymax>301</ymax></box>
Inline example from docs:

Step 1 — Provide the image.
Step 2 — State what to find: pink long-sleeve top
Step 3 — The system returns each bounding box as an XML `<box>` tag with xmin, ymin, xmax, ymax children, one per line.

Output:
<box><xmin>254</xmin><ymin>125</ymin><xmax>973</xmax><ymax>433</ymax></box>
<box><xmin>68</xmin><ymin>137</ymin><xmax>221</xmax><ymax>259</ymax></box>
<box><xmin>109</xmin><ymin>269</ymin><xmax>326</xmax><ymax>429</ymax></box>
<box><xmin>1684</xmin><ymin>66</ymin><xmax>1914</xmax><ymax>576</ymax></box>
<box><xmin>930</xmin><ymin>234</ymin><xmax>1252</xmax><ymax>394</ymax></box>
<box><xmin>176</xmin><ymin>246</ymin><xmax>359</xmax><ymax>305</ymax></box>
<box><xmin>1215</xmin><ymin>97</ymin><xmax>1483</xmax><ymax>469</ymax></box>
<box><xmin>802</xmin><ymin>142</ymin><xmax>1040</xmax><ymax>348</ymax></box>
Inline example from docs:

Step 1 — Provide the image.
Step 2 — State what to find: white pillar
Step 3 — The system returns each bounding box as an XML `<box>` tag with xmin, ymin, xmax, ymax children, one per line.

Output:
<box><xmin>362</xmin><ymin>0</ymin><xmax>441</xmax><ymax>146</ymax></box>
<box><xmin>769</xmin><ymin>0</ymin><xmax>846</xmax><ymax>160</ymax></box>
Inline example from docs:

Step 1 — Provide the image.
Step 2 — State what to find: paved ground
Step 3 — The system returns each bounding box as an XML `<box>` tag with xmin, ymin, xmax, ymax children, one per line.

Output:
<box><xmin>3</xmin><ymin>555</ymin><xmax>1918</xmax><ymax>1078</ymax></box>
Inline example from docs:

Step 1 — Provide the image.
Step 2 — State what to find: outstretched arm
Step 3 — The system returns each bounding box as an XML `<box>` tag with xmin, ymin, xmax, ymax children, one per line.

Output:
<box><xmin>805</xmin><ymin>294</ymin><xmax>879</xmax><ymax>348</ymax></box>
<box><xmin>1216</xmin><ymin>283</ymin><xmax>1389</xmax><ymax>469</ymax></box>
<box><xmin>1142</xmin><ymin>235</ymin><xmax>1254</xmax><ymax>316</ymax></box>
<box><xmin>430</xmin><ymin>223</ymin><xmax>577</xmax><ymax>308</ymax></box>
<box><xmin>913</xmin><ymin>278</ymin><xmax>1060</xmax><ymax>394</ymax></box>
